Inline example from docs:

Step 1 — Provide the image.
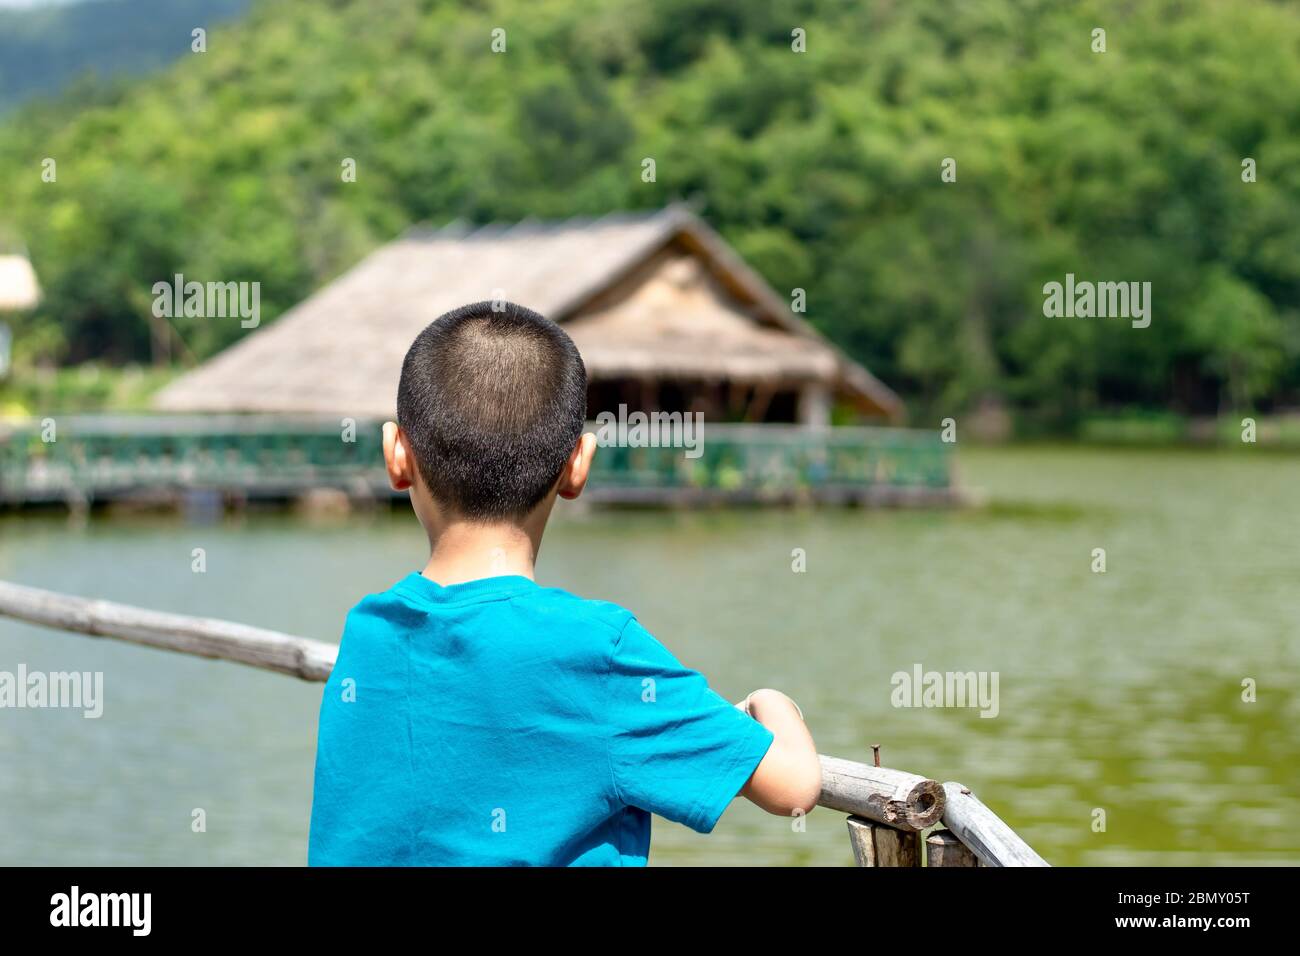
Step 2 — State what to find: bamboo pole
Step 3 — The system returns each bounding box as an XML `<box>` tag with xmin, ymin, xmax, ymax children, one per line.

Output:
<box><xmin>0</xmin><ymin>580</ymin><xmax>337</xmax><ymax>681</ymax></box>
<box><xmin>940</xmin><ymin>782</ymin><xmax>1049</xmax><ymax>867</ymax></box>
<box><xmin>817</xmin><ymin>755</ymin><xmax>945</xmax><ymax>831</ymax></box>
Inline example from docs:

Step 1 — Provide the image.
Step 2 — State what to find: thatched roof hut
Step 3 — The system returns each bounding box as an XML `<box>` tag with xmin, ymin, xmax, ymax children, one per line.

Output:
<box><xmin>155</xmin><ymin>207</ymin><xmax>902</xmax><ymax>424</ymax></box>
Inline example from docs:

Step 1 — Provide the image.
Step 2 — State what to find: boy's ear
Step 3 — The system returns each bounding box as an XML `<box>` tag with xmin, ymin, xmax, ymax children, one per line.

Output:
<box><xmin>556</xmin><ymin>432</ymin><xmax>597</xmax><ymax>501</ymax></box>
<box><xmin>382</xmin><ymin>421</ymin><xmax>416</xmax><ymax>492</ymax></box>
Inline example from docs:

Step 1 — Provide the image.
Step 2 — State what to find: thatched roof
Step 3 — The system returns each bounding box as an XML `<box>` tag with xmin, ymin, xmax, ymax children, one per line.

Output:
<box><xmin>0</xmin><ymin>253</ymin><xmax>41</xmax><ymax>311</ymax></box>
<box><xmin>155</xmin><ymin>206</ymin><xmax>902</xmax><ymax>419</ymax></box>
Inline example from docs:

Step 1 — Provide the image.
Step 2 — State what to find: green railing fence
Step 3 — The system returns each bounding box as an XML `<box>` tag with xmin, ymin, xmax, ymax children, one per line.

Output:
<box><xmin>0</xmin><ymin>416</ymin><xmax>954</xmax><ymax>506</ymax></box>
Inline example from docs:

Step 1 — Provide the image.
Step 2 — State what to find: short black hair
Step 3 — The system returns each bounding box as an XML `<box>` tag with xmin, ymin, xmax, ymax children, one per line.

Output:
<box><xmin>396</xmin><ymin>301</ymin><xmax>587</xmax><ymax>520</ymax></box>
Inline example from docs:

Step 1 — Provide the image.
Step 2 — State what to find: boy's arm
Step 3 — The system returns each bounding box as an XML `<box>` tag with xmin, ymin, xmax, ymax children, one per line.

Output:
<box><xmin>735</xmin><ymin>689</ymin><xmax>822</xmax><ymax>816</ymax></box>
<box><xmin>604</xmin><ymin>617</ymin><xmax>817</xmax><ymax>832</ymax></box>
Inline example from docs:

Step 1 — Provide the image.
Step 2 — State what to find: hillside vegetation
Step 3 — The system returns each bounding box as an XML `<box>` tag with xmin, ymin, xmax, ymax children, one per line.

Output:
<box><xmin>0</xmin><ymin>0</ymin><xmax>249</xmax><ymax>111</ymax></box>
<box><xmin>1</xmin><ymin>0</ymin><xmax>1298</xmax><ymax>423</ymax></box>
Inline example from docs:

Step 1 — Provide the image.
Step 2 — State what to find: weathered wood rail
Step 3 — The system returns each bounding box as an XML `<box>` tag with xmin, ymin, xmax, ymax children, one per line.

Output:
<box><xmin>0</xmin><ymin>579</ymin><xmax>1046</xmax><ymax>866</ymax></box>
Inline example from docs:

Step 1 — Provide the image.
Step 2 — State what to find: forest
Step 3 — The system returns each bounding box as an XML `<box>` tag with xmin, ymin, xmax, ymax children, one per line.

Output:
<box><xmin>1</xmin><ymin>0</ymin><xmax>1298</xmax><ymax>426</ymax></box>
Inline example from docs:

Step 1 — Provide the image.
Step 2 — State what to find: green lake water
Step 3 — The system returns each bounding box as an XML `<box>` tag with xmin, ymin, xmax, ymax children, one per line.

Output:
<box><xmin>1</xmin><ymin>445</ymin><xmax>1296</xmax><ymax>865</ymax></box>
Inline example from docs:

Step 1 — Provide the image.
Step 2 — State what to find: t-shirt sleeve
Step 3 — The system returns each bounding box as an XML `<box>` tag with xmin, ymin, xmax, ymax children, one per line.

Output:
<box><xmin>603</xmin><ymin>617</ymin><xmax>774</xmax><ymax>834</ymax></box>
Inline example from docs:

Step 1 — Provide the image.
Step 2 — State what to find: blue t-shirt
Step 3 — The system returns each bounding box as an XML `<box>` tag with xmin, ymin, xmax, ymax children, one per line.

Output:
<box><xmin>308</xmin><ymin>572</ymin><xmax>774</xmax><ymax>866</ymax></box>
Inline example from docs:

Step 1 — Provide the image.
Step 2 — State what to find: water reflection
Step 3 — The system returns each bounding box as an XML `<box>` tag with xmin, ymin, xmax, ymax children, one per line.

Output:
<box><xmin>0</xmin><ymin>447</ymin><xmax>1296</xmax><ymax>865</ymax></box>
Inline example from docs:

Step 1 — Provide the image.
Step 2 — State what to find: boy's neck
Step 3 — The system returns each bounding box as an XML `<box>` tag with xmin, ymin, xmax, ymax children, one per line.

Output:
<box><xmin>421</xmin><ymin>520</ymin><xmax>540</xmax><ymax>587</ymax></box>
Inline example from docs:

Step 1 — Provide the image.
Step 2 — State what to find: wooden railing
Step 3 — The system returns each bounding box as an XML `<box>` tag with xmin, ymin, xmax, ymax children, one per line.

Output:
<box><xmin>0</xmin><ymin>579</ymin><xmax>1044</xmax><ymax>866</ymax></box>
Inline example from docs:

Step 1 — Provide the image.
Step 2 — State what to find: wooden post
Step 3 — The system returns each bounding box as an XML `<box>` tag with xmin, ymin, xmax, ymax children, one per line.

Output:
<box><xmin>925</xmin><ymin>828</ymin><xmax>978</xmax><ymax>867</ymax></box>
<box><xmin>797</xmin><ymin>383</ymin><xmax>832</xmax><ymax>429</ymax></box>
<box><xmin>845</xmin><ymin>816</ymin><xmax>920</xmax><ymax>867</ymax></box>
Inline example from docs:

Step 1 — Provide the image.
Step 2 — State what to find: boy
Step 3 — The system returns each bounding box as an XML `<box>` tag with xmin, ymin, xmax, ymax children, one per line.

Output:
<box><xmin>308</xmin><ymin>301</ymin><xmax>820</xmax><ymax>866</ymax></box>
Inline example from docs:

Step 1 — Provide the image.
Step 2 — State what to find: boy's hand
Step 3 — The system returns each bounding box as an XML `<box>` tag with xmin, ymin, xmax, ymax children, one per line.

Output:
<box><xmin>736</xmin><ymin>688</ymin><xmax>803</xmax><ymax>720</ymax></box>
<box><xmin>736</xmin><ymin>689</ymin><xmax>821</xmax><ymax>817</ymax></box>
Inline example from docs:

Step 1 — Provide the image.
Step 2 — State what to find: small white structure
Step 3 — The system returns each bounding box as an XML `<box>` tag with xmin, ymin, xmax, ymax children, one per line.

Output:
<box><xmin>0</xmin><ymin>251</ymin><xmax>40</xmax><ymax>379</ymax></box>
<box><xmin>0</xmin><ymin>253</ymin><xmax>41</xmax><ymax>312</ymax></box>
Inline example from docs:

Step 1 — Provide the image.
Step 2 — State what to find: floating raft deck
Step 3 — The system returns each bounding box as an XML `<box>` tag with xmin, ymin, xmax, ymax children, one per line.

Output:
<box><xmin>0</xmin><ymin>415</ymin><xmax>961</xmax><ymax>509</ymax></box>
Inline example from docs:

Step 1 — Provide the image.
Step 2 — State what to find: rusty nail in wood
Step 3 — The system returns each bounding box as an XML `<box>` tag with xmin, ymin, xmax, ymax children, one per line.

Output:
<box><xmin>871</xmin><ymin>744</ymin><xmax>880</xmax><ymax>767</ymax></box>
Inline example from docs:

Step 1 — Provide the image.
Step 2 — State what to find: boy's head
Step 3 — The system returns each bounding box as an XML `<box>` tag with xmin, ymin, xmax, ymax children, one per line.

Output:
<box><xmin>387</xmin><ymin>301</ymin><xmax>592</xmax><ymax>524</ymax></box>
